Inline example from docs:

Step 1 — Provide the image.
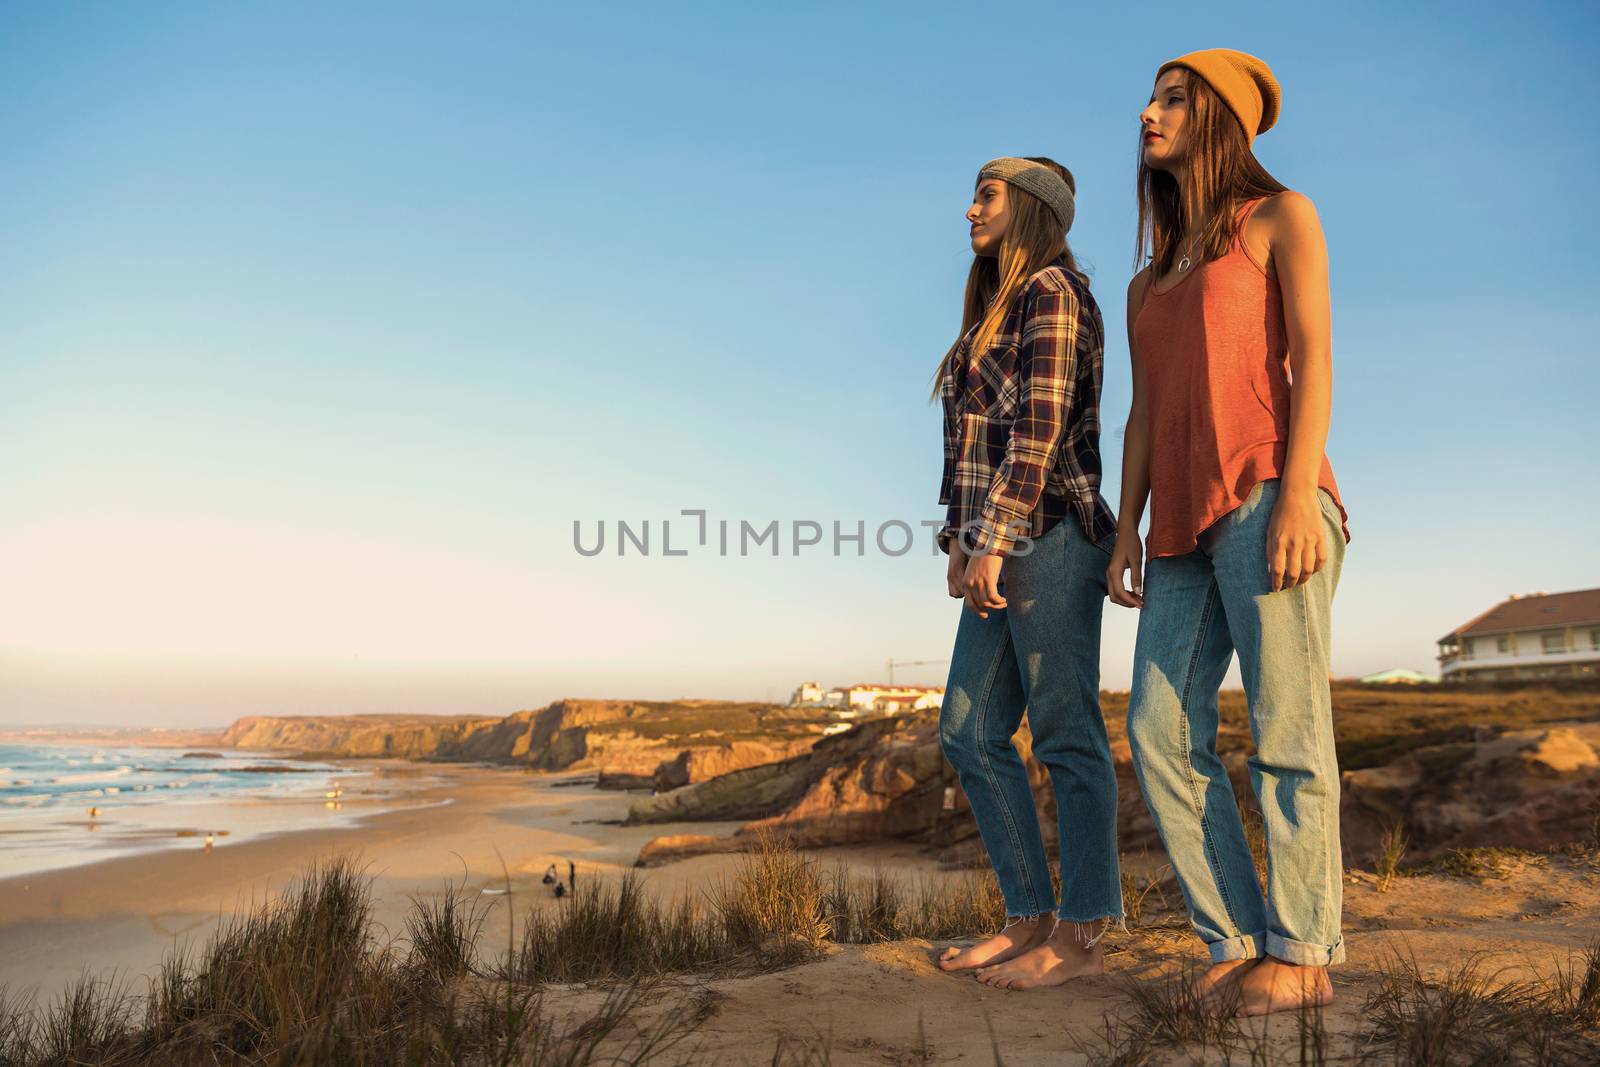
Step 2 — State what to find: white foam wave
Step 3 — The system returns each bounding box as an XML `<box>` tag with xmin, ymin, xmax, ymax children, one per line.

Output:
<box><xmin>51</xmin><ymin>766</ymin><xmax>134</xmax><ymax>785</ymax></box>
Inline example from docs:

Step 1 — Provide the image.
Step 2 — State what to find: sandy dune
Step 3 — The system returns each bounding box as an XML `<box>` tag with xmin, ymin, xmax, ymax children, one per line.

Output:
<box><xmin>536</xmin><ymin>854</ymin><xmax>1600</xmax><ymax>1064</ymax></box>
<box><xmin>0</xmin><ymin>761</ymin><xmax>934</xmax><ymax>1007</ymax></box>
<box><xmin>2</xmin><ymin>759</ymin><xmax>1596</xmax><ymax>1063</ymax></box>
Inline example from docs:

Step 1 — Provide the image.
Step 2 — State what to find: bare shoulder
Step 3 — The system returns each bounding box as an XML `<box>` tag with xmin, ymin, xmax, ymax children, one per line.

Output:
<box><xmin>1253</xmin><ymin>190</ymin><xmax>1322</xmax><ymax>237</ymax></box>
<box><xmin>1126</xmin><ymin>267</ymin><xmax>1152</xmax><ymax>309</ymax></box>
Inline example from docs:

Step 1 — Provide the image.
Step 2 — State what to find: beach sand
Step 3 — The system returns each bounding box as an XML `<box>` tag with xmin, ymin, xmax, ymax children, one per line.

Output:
<box><xmin>0</xmin><ymin>760</ymin><xmax>940</xmax><ymax>1008</ymax></box>
<box><xmin>3</xmin><ymin>760</ymin><xmax>1597</xmax><ymax>1064</ymax></box>
<box><xmin>542</xmin><ymin>855</ymin><xmax>1600</xmax><ymax>1065</ymax></box>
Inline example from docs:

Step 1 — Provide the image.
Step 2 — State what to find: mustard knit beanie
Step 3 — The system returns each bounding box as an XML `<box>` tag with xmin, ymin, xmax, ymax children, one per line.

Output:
<box><xmin>1157</xmin><ymin>48</ymin><xmax>1280</xmax><ymax>145</ymax></box>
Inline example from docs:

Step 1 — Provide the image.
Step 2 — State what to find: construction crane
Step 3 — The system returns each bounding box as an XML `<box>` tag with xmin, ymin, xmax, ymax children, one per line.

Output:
<box><xmin>885</xmin><ymin>658</ymin><xmax>947</xmax><ymax>685</ymax></box>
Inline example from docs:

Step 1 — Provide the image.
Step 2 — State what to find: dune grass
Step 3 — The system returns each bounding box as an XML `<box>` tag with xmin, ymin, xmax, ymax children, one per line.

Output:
<box><xmin>1375</xmin><ymin>819</ymin><xmax>1409</xmax><ymax>892</ymax></box>
<box><xmin>822</xmin><ymin>860</ymin><xmax>1011</xmax><ymax>945</ymax></box>
<box><xmin>507</xmin><ymin>832</ymin><xmax>1017</xmax><ymax>985</ymax></box>
<box><xmin>0</xmin><ymin>858</ymin><xmax>708</xmax><ymax>1067</ymax></box>
<box><xmin>3</xmin><ymin>834</ymin><xmax>1598</xmax><ymax>1066</ymax></box>
<box><xmin>1072</xmin><ymin>944</ymin><xmax>1600</xmax><ymax>1067</ymax></box>
<box><xmin>0</xmin><ymin>833</ymin><xmax>1015</xmax><ymax>1065</ymax></box>
<box><xmin>1420</xmin><ymin>845</ymin><xmax>1548</xmax><ymax>881</ymax></box>
<box><xmin>1359</xmin><ymin>945</ymin><xmax>1600</xmax><ymax>1066</ymax></box>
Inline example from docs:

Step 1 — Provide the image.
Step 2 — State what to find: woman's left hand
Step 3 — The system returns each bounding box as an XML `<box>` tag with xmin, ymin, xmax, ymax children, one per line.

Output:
<box><xmin>963</xmin><ymin>551</ymin><xmax>1008</xmax><ymax>618</ymax></box>
<box><xmin>1265</xmin><ymin>488</ymin><xmax>1329</xmax><ymax>591</ymax></box>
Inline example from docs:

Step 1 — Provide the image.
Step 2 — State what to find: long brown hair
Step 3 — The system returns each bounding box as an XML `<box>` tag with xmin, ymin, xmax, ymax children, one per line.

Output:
<box><xmin>933</xmin><ymin>157</ymin><xmax>1089</xmax><ymax>398</ymax></box>
<box><xmin>1136</xmin><ymin>69</ymin><xmax>1286</xmax><ymax>278</ymax></box>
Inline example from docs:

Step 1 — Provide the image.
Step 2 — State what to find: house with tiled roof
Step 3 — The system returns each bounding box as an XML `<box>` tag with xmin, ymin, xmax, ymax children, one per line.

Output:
<box><xmin>1437</xmin><ymin>588</ymin><xmax>1600</xmax><ymax>682</ymax></box>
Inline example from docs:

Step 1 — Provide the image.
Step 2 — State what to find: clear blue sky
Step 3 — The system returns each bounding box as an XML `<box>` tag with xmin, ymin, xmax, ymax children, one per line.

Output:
<box><xmin>2</xmin><ymin>1</ymin><xmax>1595</xmax><ymax>726</ymax></box>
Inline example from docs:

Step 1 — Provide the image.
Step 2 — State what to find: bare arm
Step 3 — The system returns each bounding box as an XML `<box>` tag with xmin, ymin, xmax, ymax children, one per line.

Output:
<box><xmin>1258</xmin><ymin>190</ymin><xmax>1334</xmax><ymax>590</ymax></box>
<box><xmin>1107</xmin><ymin>270</ymin><xmax>1152</xmax><ymax>608</ymax></box>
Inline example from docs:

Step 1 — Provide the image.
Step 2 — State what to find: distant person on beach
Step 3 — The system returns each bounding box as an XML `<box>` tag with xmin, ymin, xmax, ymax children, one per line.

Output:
<box><xmin>933</xmin><ymin>156</ymin><xmax>1123</xmax><ymax>989</ymax></box>
<box><xmin>1107</xmin><ymin>49</ymin><xmax>1351</xmax><ymax>1017</ymax></box>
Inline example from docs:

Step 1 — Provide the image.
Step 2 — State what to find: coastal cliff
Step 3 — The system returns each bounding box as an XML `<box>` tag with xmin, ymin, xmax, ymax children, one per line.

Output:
<box><xmin>220</xmin><ymin>714</ymin><xmax>503</xmax><ymax>760</ymax></box>
<box><xmin>220</xmin><ymin>699</ymin><xmax>829</xmax><ymax>783</ymax></box>
<box><xmin>631</xmin><ymin>683</ymin><xmax>1600</xmax><ymax>868</ymax></box>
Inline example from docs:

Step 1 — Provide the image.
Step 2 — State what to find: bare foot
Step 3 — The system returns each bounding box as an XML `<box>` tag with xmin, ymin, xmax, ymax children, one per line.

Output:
<box><xmin>1234</xmin><ymin>958</ymin><xmax>1333</xmax><ymax>1017</ymax></box>
<box><xmin>1190</xmin><ymin>958</ymin><xmax>1258</xmax><ymax>1012</ymax></box>
<box><xmin>937</xmin><ymin>914</ymin><xmax>1054</xmax><ymax>973</ymax></box>
<box><xmin>973</xmin><ymin>919</ymin><xmax>1107</xmax><ymax>990</ymax></box>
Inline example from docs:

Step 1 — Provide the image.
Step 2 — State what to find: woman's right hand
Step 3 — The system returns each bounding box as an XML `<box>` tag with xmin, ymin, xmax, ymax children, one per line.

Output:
<box><xmin>946</xmin><ymin>543</ymin><xmax>968</xmax><ymax>598</ymax></box>
<box><xmin>1106</xmin><ymin>534</ymin><xmax>1144</xmax><ymax>608</ymax></box>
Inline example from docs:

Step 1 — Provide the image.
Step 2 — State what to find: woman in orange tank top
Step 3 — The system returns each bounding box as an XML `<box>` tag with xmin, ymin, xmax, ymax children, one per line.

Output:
<box><xmin>1107</xmin><ymin>50</ymin><xmax>1351</xmax><ymax>1018</ymax></box>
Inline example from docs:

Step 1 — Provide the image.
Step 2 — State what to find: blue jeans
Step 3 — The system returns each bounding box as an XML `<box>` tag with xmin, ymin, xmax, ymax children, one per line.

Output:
<box><xmin>1127</xmin><ymin>479</ymin><xmax>1346</xmax><ymax>966</ymax></box>
<box><xmin>938</xmin><ymin>517</ymin><xmax>1123</xmax><ymax>924</ymax></box>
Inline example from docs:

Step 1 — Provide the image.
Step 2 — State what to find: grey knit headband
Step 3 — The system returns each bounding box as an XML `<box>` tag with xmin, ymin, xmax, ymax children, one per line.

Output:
<box><xmin>977</xmin><ymin>157</ymin><xmax>1075</xmax><ymax>234</ymax></box>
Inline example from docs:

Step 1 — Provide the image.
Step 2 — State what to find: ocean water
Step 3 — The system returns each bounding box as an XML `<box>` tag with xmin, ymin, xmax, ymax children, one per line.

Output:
<box><xmin>0</xmin><ymin>742</ymin><xmax>397</xmax><ymax>879</ymax></box>
<box><xmin>0</xmin><ymin>743</ymin><xmax>347</xmax><ymax>812</ymax></box>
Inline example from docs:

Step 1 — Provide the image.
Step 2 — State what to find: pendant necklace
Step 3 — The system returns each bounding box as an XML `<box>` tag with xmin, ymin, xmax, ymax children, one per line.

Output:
<box><xmin>1176</xmin><ymin>232</ymin><xmax>1200</xmax><ymax>273</ymax></box>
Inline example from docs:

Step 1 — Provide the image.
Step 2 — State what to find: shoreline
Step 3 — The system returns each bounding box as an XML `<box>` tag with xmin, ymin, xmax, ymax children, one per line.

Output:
<box><xmin>0</xmin><ymin>757</ymin><xmax>948</xmax><ymax>1005</ymax></box>
<box><xmin>0</xmin><ymin>759</ymin><xmax>575</xmax><ymax>909</ymax></box>
<box><xmin>3</xmin><ymin>754</ymin><xmax>1598</xmax><ymax>1063</ymax></box>
<box><xmin>0</xmin><ymin>745</ymin><xmax>420</xmax><ymax>880</ymax></box>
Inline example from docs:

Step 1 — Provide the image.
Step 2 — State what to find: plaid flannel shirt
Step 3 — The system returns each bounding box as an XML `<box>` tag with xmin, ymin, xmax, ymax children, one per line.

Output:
<box><xmin>938</xmin><ymin>261</ymin><xmax>1117</xmax><ymax>556</ymax></box>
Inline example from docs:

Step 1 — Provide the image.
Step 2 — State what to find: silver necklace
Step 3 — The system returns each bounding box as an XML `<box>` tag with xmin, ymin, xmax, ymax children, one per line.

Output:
<box><xmin>1175</xmin><ymin>232</ymin><xmax>1200</xmax><ymax>273</ymax></box>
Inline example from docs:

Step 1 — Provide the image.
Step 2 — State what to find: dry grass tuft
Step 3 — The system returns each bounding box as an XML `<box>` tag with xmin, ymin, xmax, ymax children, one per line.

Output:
<box><xmin>1376</xmin><ymin>819</ymin><xmax>1409</xmax><ymax>892</ymax></box>
<box><xmin>1124</xmin><ymin>967</ymin><xmax>1244</xmax><ymax>1052</ymax></box>
<box><xmin>36</xmin><ymin>973</ymin><xmax>136</xmax><ymax>1066</ymax></box>
<box><xmin>1422</xmin><ymin>845</ymin><xmax>1547</xmax><ymax>881</ymax></box>
<box><xmin>404</xmin><ymin>877</ymin><xmax>492</xmax><ymax>988</ymax></box>
<box><xmin>0</xmin><ymin>857</ymin><xmax>712</xmax><ymax>1067</ymax></box>
<box><xmin>507</xmin><ymin>870</ymin><xmax>732</xmax><ymax>985</ymax></box>
<box><xmin>823</xmin><ymin>861</ymin><xmax>1009</xmax><ymax>944</ymax></box>
<box><xmin>1120</xmin><ymin>863</ymin><xmax>1174</xmax><ymax>928</ymax></box>
<box><xmin>1359</xmin><ymin>947</ymin><xmax>1600</xmax><ymax>1065</ymax></box>
<box><xmin>1544</xmin><ymin>941</ymin><xmax>1600</xmax><ymax>1030</ymax></box>
<box><xmin>715</xmin><ymin>831</ymin><xmax>831</xmax><ymax>965</ymax></box>
<box><xmin>1073</xmin><ymin>965</ymin><xmax>1332</xmax><ymax>1066</ymax></box>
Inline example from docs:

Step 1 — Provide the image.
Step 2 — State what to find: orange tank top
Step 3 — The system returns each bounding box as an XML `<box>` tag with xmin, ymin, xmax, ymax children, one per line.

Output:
<box><xmin>1134</xmin><ymin>195</ymin><xmax>1350</xmax><ymax>559</ymax></box>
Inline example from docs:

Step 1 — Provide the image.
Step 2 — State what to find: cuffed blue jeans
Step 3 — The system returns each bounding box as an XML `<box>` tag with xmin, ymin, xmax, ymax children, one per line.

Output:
<box><xmin>938</xmin><ymin>516</ymin><xmax>1123</xmax><ymax>924</ymax></box>
<box><xmin>1127</xmin><ymin>479</ymin><xmax>1346</xmax><ymax>966</ymax></box>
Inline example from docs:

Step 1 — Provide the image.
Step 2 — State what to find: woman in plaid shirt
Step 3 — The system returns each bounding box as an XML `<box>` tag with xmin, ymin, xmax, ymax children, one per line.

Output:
<box><xmin>934</xmin><ymin>157</ymin><xmax>1123</xmax><ymax>990</ymax></box>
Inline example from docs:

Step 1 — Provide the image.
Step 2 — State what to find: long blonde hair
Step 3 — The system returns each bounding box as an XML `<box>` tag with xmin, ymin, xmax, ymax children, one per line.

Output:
<box><xmin>934</xmin><ymin>158</ymin><xmax>1089</xmax><ymax>399</ymax></box>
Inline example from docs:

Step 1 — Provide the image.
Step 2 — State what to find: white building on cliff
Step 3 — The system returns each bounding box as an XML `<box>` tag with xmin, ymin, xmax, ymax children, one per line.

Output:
<box><xmin>1437</xmin><ymin>588</ymin><xmax>1600</xmax><ymax>682</ymax></box>
<box><xmin>789</xmin><ymin>681</ymin><xmax>943</xmax><ymax>717</ymax></box>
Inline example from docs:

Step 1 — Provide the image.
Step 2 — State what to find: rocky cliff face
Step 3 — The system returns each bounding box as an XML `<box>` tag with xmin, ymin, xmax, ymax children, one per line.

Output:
<box><xmin>220</xmin><ymin>700</ymin><xmax>826</xmax><ymax>781</ymax></box>
<box><xmin>632</xmin><ymin>687</ymin><xmax>1600</xmax><ymax>871</ymax></box>
<box><xmin>1340</xmin><ymin>723</ymin><xmax>1600</xmax><ymax>862</ymax></box>
<box><xmin>630</xmin><ymin>714</ymin><xmax>944</xmax><ymax>863</ymax></box>
<box><xmin>628</xmin><ymin>705</ymin><xmax>1169</xmax><ymax>866</ymax></box>
<box><xmin>224</xmin><ymin>685</ymin><xmax>1600</xmax><ymax>872</ymax></box>
<box><xmin>221</xmin><ymin>714</ymin><xmax>505</xmax><ymax>760</ymax></box>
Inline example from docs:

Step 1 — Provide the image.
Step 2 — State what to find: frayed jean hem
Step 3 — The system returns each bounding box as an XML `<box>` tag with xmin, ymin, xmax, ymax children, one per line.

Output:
<box><xmin>1054</xmin><ymin>906</ymin><xmax>1125</xmax><ymax>926</ymax></box>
